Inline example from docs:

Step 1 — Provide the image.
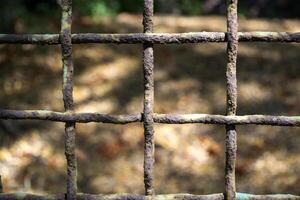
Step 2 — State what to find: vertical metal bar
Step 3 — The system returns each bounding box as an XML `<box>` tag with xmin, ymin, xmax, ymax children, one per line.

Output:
<box><xmin>143</xmin><ymin>0</ymin><xmax>155</xmax><ymax>196</ymax></box>
<box><xmin>0</xmin><ymin>175</ymin><xmax>3</xmax><ymax>193</ymax></box>
<box><xmin>225</xmin><ymin>0</ymin><xmax>238</xmax><ymax>200</ymax></box>
<box><xmin>60</xmin><ymin>1</ymin><xmax>77</xmax><ymax>200</ymax></box>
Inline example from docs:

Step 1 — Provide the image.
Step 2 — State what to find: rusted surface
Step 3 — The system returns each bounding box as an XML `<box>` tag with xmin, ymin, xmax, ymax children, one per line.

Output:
<box><xmin>0</xmin><ymin>110</ymin><xmax>142</xmax><ymax>123</ymax></box>
<box><xmin>143</xmin><ymin>0</ymin><xmax>155</xmax><ymax>196</ymax></box>
<box><xmin>238</xmin><ymin>32</ymin><xmax>300</xmax><ymax>42</ymax></box>
<box><xmin>225</xmin><ymin>0</ymin><xmax>238</xmax><ymax>199</ymax></box>
<box><xmin>153</xmin><ymin>114</ymin><xmax>300</xmax><ymax>126</ymax></box>
<box><xmin>60</xmin><ymin>1</ymin><xmax>77</xmax><ymax>200</ymax></box>
<box><xmin>0</xmin><ymin>193</ymin><xmax>299</xmax><ymax>200</ymax></box>
<box><xmin>0</xmin><ymin>32</ymin><xmax>299</xmax><ymax>44</ymax></box>
<box><xmin>0</xmin><ymin>0</ymin><xmax>299</xmax><ymax>198</ymax></box>
<box><xmin>1</xmin><ymin>110</ymin><xmax>300</xmax><ymax>126</ymax></box>
<box><xmin>0</xmin><ymin>193</ymin><xmax>223</xmax><ymax>200</ymax></box>
<box><xmin>0</xmin><ymin>176</ymin><xmax>3</xmax><ymax>193</ymax></box>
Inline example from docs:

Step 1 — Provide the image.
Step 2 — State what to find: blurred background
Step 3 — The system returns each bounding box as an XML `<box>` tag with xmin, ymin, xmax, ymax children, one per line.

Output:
<box><xmin>0</xmin><ymin>0</ymin><xmax>300</xmax><ymax>196</ymax></box>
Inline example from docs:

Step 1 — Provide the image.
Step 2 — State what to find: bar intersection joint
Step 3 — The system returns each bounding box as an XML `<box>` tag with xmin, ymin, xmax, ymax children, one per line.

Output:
<box><xmin>143</xmin><ymin>0</ymin><xmax>155</xmax><ymax>196</ymax></box>
<box><xmin>0</xmin><ymin>32</ymin><xmax>299</xmax><ymax>44</ymax></box>
<box><xmin>1</xmin><ymin>110</ymin><xmax>300</xmax><ymax>126</ymax></box>
<box><xmin>225</xmin><ymin>0</ymin><xmax>238</xmax><ymax>199</ymax></box>
<box><xmin>60</xmin><ymin>1</ymin><xmax>77</xmax><ymax>200</ymax></box>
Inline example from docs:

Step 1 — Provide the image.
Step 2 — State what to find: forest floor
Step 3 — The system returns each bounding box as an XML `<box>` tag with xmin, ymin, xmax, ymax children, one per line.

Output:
<box><xmin>0</xmin><ymin>14</ymin><xmax>300</xmax><ymax>195</ymax></box>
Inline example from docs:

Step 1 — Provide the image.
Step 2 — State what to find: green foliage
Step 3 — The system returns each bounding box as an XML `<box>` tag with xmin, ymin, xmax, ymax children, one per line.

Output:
<box><xmin>73</xmin><ymin>0</ymin><xmax>144</xmax><ymax>16</ymax></box>
<box><xmin>0</xmin><ymin>0</ymin><xmax>299</xmax><ymax>32</ymax></box>
<box><xmin>179</xmin><ymin>0</ymin><xmax>202</xmax><ymax>15</ymax></box>
<box><xmin>0</xmin><ymin>0</ymin><xmax>60</xmax><ymax>32</ymax></box>
<box><xmin>74</xmin><ymin>0</ymin><xmax>120</xmax><ymax>16</ymax></box>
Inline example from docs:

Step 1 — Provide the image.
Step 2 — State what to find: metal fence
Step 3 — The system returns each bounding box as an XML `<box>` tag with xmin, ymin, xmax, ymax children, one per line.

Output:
<box><xmin>0</xmin><ymin>0</ymin><xmax>300</xmax><ymax>200</ymax></box>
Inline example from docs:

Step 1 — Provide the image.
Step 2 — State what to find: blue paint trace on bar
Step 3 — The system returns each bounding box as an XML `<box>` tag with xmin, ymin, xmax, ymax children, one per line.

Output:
<box><xmin>237</xmin><ymin>193</ymin><xmax>255</xmax><ymax>200</ymax></box>
<box><xmin>236</xmin><ymin>193</ymin><xmax>300</xmax><ymax>200</ymax></box>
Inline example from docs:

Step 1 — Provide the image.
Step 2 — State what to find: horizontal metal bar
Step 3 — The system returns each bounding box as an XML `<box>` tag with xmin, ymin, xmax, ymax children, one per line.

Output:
<box><xmin>1</xmin><ymin>110</ymin><xmax>300</xmax><ymax>126</ymax></box>
<box><xmin>0</xmin><ymin>193</ymin><xmax>299</xmax><ymax>200</ymax></box>
<box><xmin>0</xmin><ymin>32</ymin><xmax>299</xmax><ymax>44</ymax></box>
<box><xmin>0</xmin><ymin>110</ymin><xmax>141</xmax><ymax>124</ymax></box>
<box><xmin>155</xmin><ymin>114</ymin><xmax>300</xmax><ymax>126</ymax></box>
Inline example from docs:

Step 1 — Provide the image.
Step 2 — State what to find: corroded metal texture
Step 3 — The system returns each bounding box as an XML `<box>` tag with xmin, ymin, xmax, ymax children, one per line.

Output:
<box><xmin>0</xmin><ymin>110</ymin><xmax>142</xmax><ymax>123</ymax></box>
<box><xmin>143</xmin><ymin>0</ymin><xmax>155</xmax><ymax>196</ymax></box>
<box><xmin>0</xmin><ymin>176</ymin><xmax>3</xmax><ymax>193</ymax></box>
<box><xmin>0</xmin><ymin>193</ymin><xmax>299</xmax><ymax>200</ymax></box>
<box><xmin>153</xmin><ymin>114</ymin><xmax>300</xmax><ymax>126</ymax></box>
<box><xmin>1</xmin><ymin>110</ymin><xmax>300</xmax><ymax>126</ymax></box>
<box><xmin>60</xmin><ymin>1</ymin><xmax>77</xmax><ymax>200</ymax></box>
<box><xmin>225</xmin><ymin>0</ymin><xmax>238</xmax><ymax>199</ymax></box>
<box><xmin>0</xmin><ymin>0</ymin><xmax>299</xmax><ymax>198</ymax></box>
<box><xmin>0</xmin><ymin>32</ymin><xmax>299</xmax><ymax>44</ymax></box>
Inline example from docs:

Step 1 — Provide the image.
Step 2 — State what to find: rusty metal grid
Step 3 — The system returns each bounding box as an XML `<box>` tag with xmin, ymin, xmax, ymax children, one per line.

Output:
<box><xmin>0</xmin><ymin>0</ymin><xmax>300</xmax><ymax>200</ymax></box>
